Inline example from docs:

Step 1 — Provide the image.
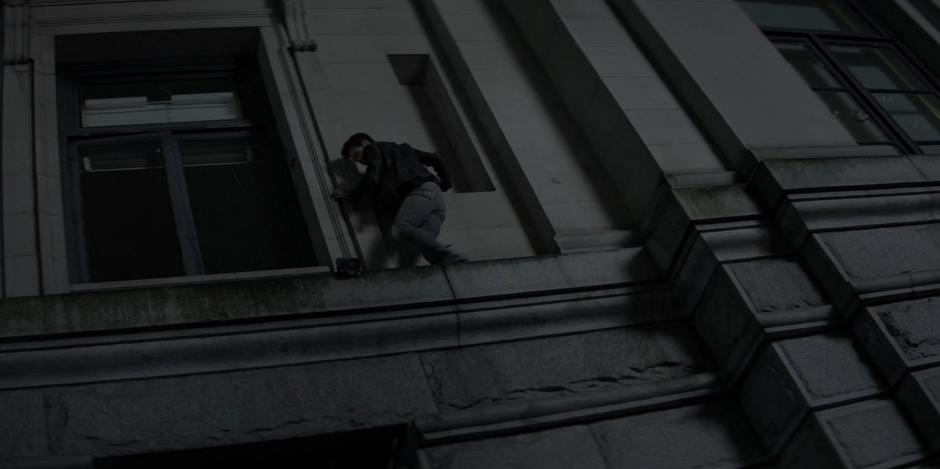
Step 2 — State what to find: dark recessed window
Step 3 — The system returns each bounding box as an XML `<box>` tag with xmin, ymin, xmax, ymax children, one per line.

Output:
<box><xmin>741</xmin><ymin>0</ymin><xmax>940</xmax><ymax>154</ymax></box>
<box><xmin>60</xmin><ymin>59</ymin><xmax>316</xmax><ymax>282</ymax></box>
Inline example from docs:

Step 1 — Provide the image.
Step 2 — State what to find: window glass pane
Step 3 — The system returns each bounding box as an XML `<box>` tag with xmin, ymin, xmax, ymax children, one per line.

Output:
<box><xmin>775</xmin><ymin>42</ymin><xmax>842</xmax><ymax>88</ymax></box>
<box><xmin>739</xmin><ymin>0</ymin><xmax>875</xmax><ymax>34</ymax></box>
<box><xmin>81</xmin><ymin>79</ymin><xmax>243</xmax><ymax>127</ymax></box>
<box><xmin>829</xmin><ymin>46</ymin><xmax>928</xmax><ymax>91</ymax></box>
<box><xmin>79</xmin><ymin>141</ymin><xmax>184</xmax><ymax>281</ymax></box>
<box><xmin>816</xmin><ymin>91</ymin><xmax>889</xmax><ymax>143</ymax></box>
<box><xmin>180</xmin><ymin>138</ymin><xmax>315</xmax><ymax>274</ymax></box>
<box><xmin>874</xmin><ymin>93</ymin><xmax>940</xmax><ymax>142</ymax></box>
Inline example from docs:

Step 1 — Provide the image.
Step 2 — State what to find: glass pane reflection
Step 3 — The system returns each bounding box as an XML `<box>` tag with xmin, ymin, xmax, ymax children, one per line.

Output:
<box><xmin>78</xmin><ymin>141</ymin><xmax>185</xmax><ymax>281</ymax></box>
<box><xmin>874</xmin><ymin>93</ymin><xmax>940</xmax><ymax>142</ymax></box>
<box><xmin>817</xmin><ymin>91</ymin><xmax>888</xmax><ymax>143</ymax></box>
<box><xmin>775</xmin><ymin>42</ymin><xmax>842</xmax><ymax>88</ymax></box>
<box><xmin>829</xmin><ymin>46</ymin><xmax>927</xmax><ymax>91</ymax></box>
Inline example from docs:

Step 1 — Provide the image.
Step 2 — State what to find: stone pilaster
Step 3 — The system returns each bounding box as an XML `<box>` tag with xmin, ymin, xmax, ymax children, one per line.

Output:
<box><xmin>2</xmin><ymin>0</ymin><xmax>41</xmax><ymax>297</ymax></box>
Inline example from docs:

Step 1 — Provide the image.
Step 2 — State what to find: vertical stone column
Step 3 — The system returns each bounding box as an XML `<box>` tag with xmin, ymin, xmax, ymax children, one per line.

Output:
<box><xmin>608</xmin><ymin>0</ymin><xmax>860</xmax><ymax>163</ymax></box>
<box><xmin>279</xmin><ymin>0</ymin><xmax>357</xmax><ymax>264</ymax></box>
<box><xmin>2</xmin><ymin>0</ymin><xmax>41</xmax><ymax>297</ymax></box>
<box><xmin>31</xmin><ymin>33</ymin><xmax>68</xmax><ymax>294</ymax></box>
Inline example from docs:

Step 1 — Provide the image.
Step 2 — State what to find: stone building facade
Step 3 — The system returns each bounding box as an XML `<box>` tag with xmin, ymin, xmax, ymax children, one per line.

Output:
<box><xmin>1</xmin><ymin>0</ymin><xmax>940</xmax><ymax>467</ymax></box>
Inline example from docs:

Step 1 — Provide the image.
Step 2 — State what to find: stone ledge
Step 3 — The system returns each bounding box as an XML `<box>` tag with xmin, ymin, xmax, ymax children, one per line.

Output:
<box><xmin>415</xmin><ymin>373</ymin><xmax>719</xmax><ymax>444</ymax></box>
<box><xmin>0</xmin><ymin>285</ymin><xmax>673</xmax><ymax>390</ymax></box>
<box><xmin>792</xmin><ymin>190</ymin><xmax>940</xmax><ymax>233</ymax></box>
<box><xmin>762</xmin><ymin>156</ymin><xmax>932</xmax><ymax>193</ymax></box>
<box><xmin>0</xmin><ymin>248</ymin><xmax>660</xmax><ymax>340</ymax></box>
<box><xmin>897</xmin><ymin>368</ymin><xmax>940</xmax><ymax>453</ymax></box>
<box><xmin>673</xmin><ymin>184</ymin><xmax>762</xmax><ymax>222</ymax></box>
<box><xmin>420</xmin><ymin>394</ymin><xmax>769</xmax><ymax>469</ymax></box>
<box><xmin>855</xmin><ymin>297</ymin><xmax>940</xmax><ymax>386</ymax></box>
<box><xmin>739</xmin><ymin>335</ymin><xmax>884</xmax><ymax>456</ymax></box>
<box><xmin>779</xmin><ymin>399</ymin><xmax>928</xmax><ymax>469</ymax></box>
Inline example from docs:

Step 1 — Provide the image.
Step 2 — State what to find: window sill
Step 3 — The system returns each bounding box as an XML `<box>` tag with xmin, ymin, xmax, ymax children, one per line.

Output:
<box><xmin>70</xmin><ymin>265</ymin><xmax>332</xmax><ymax>293</ymax></box>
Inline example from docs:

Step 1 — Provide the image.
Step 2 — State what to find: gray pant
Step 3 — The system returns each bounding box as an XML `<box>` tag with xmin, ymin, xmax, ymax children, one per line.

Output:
<box><xmin>394</xmin><ymin>181</ymin><xmax>449</xmax><ymax>263</ymax></box>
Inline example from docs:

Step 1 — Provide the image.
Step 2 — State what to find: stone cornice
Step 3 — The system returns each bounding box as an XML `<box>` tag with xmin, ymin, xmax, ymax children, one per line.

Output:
<box><xmin>0</xmin><ymin>247</ymin><xmax>658</xmax><ymax>339</ymax></box>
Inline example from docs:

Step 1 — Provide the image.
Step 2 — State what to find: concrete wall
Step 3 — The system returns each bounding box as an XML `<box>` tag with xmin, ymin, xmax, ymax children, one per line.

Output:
<box><xmin>294</xmin><ymin>0</ymin><xmax>542</xmax><ymax>268</ymax></box>
<box><xmin>3</xmin><ymin>0</ymin><xmax>940</xmax><ymax>467</ymax></box>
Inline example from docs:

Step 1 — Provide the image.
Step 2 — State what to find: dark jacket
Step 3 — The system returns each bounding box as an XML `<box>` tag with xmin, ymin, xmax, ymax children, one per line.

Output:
<box><xmin>347</xmin><ymin>142</ymin><xmax>452</xmax><ymax>206</ymax></box>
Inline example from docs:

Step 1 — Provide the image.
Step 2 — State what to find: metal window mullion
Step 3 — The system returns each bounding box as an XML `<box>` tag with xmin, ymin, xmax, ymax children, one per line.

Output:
<box><xmin>68</xmin><ymin>141</ymin><xmax>92</xmax><ymax>282</ymax></box>
<box><xmin>809</xmin><ymin>35</ymin><xmax>920</xmax><ymax>153</ymax></box>
<box><xmin>810</xmin><ymin>86</ymin><xmax>849</xmax><ymax>92</ymax></box>
<box><xmin>865</xmin><ymin>89</ymin><xmax>935</xmax><ymax>95</ymax></box>
<box><xmin>161</xmin><ymin>133</ymin><xmax>205</xmax><ymax>275</ymax></box>
<box><xmin>762</xmin><ymin>27</ymin><xmax>881</xmax><ymax>41</ymax></box>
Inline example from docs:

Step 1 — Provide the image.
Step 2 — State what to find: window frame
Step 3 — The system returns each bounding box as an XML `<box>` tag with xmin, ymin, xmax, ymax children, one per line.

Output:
<box><xmin>746</xmin><ymin>0</ymin><xmax>940</xmax><ymax>153</ymax></box>
<box><xmin>59</xmin><ymin>58</ymin><xmax>315</xmax><ymax>283</ymax></box>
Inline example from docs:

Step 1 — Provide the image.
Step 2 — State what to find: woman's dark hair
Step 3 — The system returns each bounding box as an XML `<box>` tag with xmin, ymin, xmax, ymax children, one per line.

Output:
<box><xmin>341</xmin><ymin>132</ymin><xmax>374</xmax><ymax>158</ymax></box>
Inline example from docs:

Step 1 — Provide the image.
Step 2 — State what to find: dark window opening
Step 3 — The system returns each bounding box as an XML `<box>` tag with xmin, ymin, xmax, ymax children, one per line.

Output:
<box><xmin>93</xmin><ymin>427</ymin><xmax>408</xmax><ymax>469</ymax></box>
<box><xmin>389</xmin><ymin>54</ymin><xmax>495</xmax><ymax>192</ymax></box>
<box><xmin>79</xmin><ymin>139</ymin><xmax>185</xmax><ymax>281</ymax></box>
<box><xmin>741</xmin><ymin>0</ymin><xmax>940</xmax><ymax>154</ymax></box>
<box><xmin>59</xmin><ymin>53</ymin><xmax>317</xmax><ymax>283</ymax></box>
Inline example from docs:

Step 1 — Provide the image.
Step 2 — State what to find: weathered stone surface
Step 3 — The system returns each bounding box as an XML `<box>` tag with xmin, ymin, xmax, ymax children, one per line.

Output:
<box><xmin>0</xmin><ymin>267</ymin><xmax>455</xmax><ymax>338</ymax></box>
<box><xmin>728</xmin><ymin>259</ymin><xmax>826</xmax><ymax>314</ymax></box>
<box><xmin>673</xmin><ymin>185</ymin><xmax>761</xmax><ymax>221</ymax></box>
<box><xmin>764</xmin><ymin>157</ymin><xmax>927</xmax><ymax>191</ymax></box>
<box><xmin>423</xmin><ymin>425</ymin><xmax>607</xmax><ymax>469</ymax></box>
<box><xmin>922</xmin><ymin>370</ymin><xmax>940</xmax><ymax>407</ymax></box>
<box><xmin>701</xmin><ymin>226</ymin><xmax>778</xmax><ymax>262</ymax></box>
<box><xmin>795</xmin><ymin>193</ymin><xmax>940</xmax><ymax>232</ymax></box>
<box><xmin>852</xmin><ymin>308</ymin><xmax>910</xmax><ymax>386</ymax></box>
<box><xmin>909</xmin><ymin>154</ymin><xmax>940</xmax><ymax>182</ymax></box>
<box><xmin>44</xmin><ymin>354</ymin><xmax>437</xmax><ymax>457</ymax></box>
<box><xmin>444</xmin><ymin>248</ymin><xmax>658</xmax><ymax>300</ymax></box>
<box><xmin>897</xmin><ymin>369</ymin><xmax>940</xmax><ymax>451</ymax></box>
<box><xmin>781</xmin><ymin>400</ymin><xmax>928</xmax><ymax>468</ymax></box>
<box><xmin>779</xmin><ymin>416</ymin><xmax>844</xmax><ymax>469</ymax></box>
<box><xmin>821</xmin><ymin>400</ymin><xmax>926</xmax><ymax>468</ymax></box>
<box><xmin>873</xmin><ymin>297</ymin><xmax>940</xmax><ymax>363</ymax></box>
<box><xmin>0</xmin><ymin>390</ymin><xmax>47</xmax><ymax>459</ymax></box>
<box><xmin>739</xmin><ymin>347</ymin><xmax>805</xmax><ymax>453</ymax></box>
<box><xmin>457</xmin><ymin>289</ymin><xmax>674</xmax><ymax>346</ymax></box>
<box><xmin>591</xmin><ymin>399</ymin><xmax>766</xmax><ymax>468</ymax></box>
<box><xmin>419</xmin><ymin>324</ymin><xmax>710</xmax><ymax>411</ymax></box>
<box><xmin>692</xmin><ymin>267</ymin><xmax>759</xmax><ymax>371</ymax></box>
<box><xmin>0</xmin><ymin>312</ymin><xmax>459</xmax><ymax>390</ymax></box>
<box><xmin>777</xmin><ymin>334</ymin><xmax>882</xmax><ymax>403</ymax></box>
<box><xmin>821</xmin><ymin>224</ymin><xmax>940</xmax><ymax>289</ymax></box>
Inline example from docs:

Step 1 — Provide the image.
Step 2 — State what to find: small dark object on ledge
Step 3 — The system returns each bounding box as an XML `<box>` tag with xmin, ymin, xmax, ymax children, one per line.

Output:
<box><xmin>335</xmin><ymin>257</ymin><xmax>364</xmax><ymax>278</ymax></box>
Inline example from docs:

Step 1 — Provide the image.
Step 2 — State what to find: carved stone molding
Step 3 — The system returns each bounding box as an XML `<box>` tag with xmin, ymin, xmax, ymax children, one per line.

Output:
<box><xmin>281</xmin><ymin>0</ymin><xmax>317</xmax><ymax>52</ymax></box>
<box><xmin>2</xmin><ymin>0</ymin><xmax>30</xmax><ymax>65</ymax></box>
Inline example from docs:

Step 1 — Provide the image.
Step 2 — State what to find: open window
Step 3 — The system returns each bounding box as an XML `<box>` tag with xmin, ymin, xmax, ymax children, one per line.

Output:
<box><xmin>58</xmin><ymin>32</ymin><xmax>317</xmax><ymax>283</ymax></box>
